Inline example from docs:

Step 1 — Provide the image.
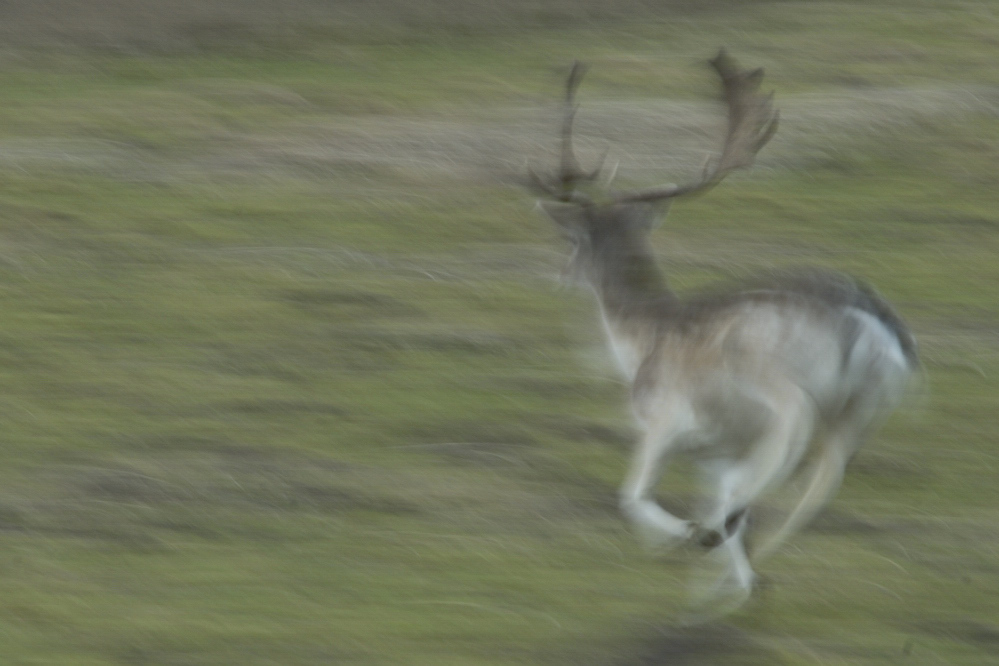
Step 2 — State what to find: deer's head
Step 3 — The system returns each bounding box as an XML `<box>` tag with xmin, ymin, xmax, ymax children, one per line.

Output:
<box><xmin>530</xmin><ymin>52</ymin><xmax>779</xmax><ymax>283</ymax></box>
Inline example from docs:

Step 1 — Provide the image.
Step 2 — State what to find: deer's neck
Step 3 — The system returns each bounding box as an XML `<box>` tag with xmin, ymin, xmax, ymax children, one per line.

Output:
<box><xmin>585</xmin><ymin>242</ymin><xmax>675</xmax><ymax>379</ymax></box>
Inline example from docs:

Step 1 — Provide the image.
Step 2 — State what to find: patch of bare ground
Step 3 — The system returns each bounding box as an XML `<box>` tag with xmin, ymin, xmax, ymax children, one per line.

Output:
<box><xmin>0</xmin><ymin>440</ymin><xmax>628</xmax><ymax>550</ymax></box>
<box><xmin>135</xmin><ymin>84</ymin><xmax>999</xmax><ymax>185</ymax></box>
<box><xmin>0</xmin><ymin>0</ymin><xmax>757</xmax><ymax>54</ymax></box>
<box><xmin>0</xmin><ymin>138</ymin><xmax>165</xmax><ymax>178</ymax></box>
<box><xmin>0</xmin><ymin>85</ymin><xmax>996</xmax><ymax>186</ymax></box>
<box><xmin>393</xmin><ymin>433</ymin><xmax>622</xmax><ymax>517</ymax></box>
<box><xmin>238</xmin><ymin>84</ymin><xmax>999</xmax><ymax>185</ymax></box>
<box><xmin>2</xmin><ymin>447</ymin><xmax>428</xmax><ymax>549</ymax></box>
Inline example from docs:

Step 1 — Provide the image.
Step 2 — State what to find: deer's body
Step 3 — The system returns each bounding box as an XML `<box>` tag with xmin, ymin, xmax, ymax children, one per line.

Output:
<box><xmin>530</xmin><ymin>54</ymin><xmax>917</xmax><ymax>610</ymax></box>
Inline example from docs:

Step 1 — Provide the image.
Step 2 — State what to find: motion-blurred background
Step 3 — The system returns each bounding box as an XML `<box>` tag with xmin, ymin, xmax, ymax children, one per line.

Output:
<box><xmin>0</xmin><ymin>1</ymin><xmax>995</xmax><ymax>663</ymax></box>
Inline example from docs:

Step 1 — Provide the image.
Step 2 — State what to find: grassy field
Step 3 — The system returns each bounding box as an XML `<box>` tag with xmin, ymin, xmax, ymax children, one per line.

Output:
<box><xmin>0</xmin><ymin>1</ymin><xmax>996</xmax><ymax>663</ymax></box>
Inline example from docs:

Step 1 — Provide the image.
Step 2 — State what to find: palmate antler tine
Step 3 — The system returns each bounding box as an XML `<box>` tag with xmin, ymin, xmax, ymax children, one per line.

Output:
<box><xmin>612</xmin><ymin>49</ymin><xmax>778</xmax><ymax>205</ymax></box>
<box><xmin>709</xmin><ymin>50</ymin><xmax>778</xmax><ymax>175</ymax></box>
<box><xmin>754</xmin><ymin>108</ymin><xmax>780</xmax><ymax>153</ymax></box>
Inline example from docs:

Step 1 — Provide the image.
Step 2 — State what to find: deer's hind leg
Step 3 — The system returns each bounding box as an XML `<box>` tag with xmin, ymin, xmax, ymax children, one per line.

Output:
<box><xmin>697</xmin><ymin>382</ymin><xmax>815</xmax><ymax>600</ymax></box>
<box><xmin>752</xmin><ymin>397</ymin><xmax>882</xmax><ymax>560</ymax></box>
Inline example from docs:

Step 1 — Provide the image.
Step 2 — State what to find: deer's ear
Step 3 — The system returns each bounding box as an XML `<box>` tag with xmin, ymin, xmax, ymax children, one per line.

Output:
<box><xmin>536</xmin><ymin>201</ymin><xmax>587</xmax><ymax>239</ymax></box>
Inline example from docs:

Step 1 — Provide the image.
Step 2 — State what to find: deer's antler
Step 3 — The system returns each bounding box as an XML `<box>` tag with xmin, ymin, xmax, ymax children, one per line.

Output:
<box><xmin>528</xmin><ymin>61</ymin><xmax>606</xmax><ymax>205</ymax></box>
<box><xmin>611</xmin><ymin>50</ymin><xmax>779</xmax><ymax>204</ymax></box>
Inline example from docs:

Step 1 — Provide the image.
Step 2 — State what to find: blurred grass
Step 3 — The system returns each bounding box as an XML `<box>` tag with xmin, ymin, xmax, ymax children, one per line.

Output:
<box><xmin>0</xmin><ymin>0</ymin><xmax>995</xmax><ymax>664</ymax></box>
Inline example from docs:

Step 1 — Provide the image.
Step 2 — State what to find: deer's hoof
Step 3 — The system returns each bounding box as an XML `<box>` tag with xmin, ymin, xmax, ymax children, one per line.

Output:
<box><xmin>695</xmin><ymin>526</ymin><xmax>725</xmax><ymax>549</ymax></box>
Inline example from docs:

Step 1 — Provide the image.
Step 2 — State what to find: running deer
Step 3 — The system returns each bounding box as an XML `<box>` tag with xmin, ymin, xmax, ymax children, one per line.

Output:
<box><xmin>529</xmin><ymin>51</ymin><xmax>917</xmax><ymax>607</ymax></box>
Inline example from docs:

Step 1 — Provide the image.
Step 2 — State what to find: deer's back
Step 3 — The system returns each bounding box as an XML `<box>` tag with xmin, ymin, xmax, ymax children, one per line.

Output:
<box><xmin>634</xmin><ymin>270</ymin><xmax>915</xmax><ymax>426</ymax></box>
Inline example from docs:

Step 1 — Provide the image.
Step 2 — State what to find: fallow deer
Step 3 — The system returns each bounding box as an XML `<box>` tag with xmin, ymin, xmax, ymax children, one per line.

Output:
<box><xmin>529</xmin><ymin>52</ymin><xmax>917</xmax><ymax>608</ymax></box>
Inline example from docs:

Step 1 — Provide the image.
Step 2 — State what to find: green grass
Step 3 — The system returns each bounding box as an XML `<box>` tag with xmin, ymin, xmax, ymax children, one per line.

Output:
<box><xmin>0</xmin><ymin>1</ymin><xmax>996</xmax><ymax>664</ymax></box>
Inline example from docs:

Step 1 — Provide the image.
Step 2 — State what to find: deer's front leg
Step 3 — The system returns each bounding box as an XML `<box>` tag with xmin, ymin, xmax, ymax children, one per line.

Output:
<box><xmin>619</xmin><ymin>409</ymin><xmax>697</xmax><ymax>547</ymax></box>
